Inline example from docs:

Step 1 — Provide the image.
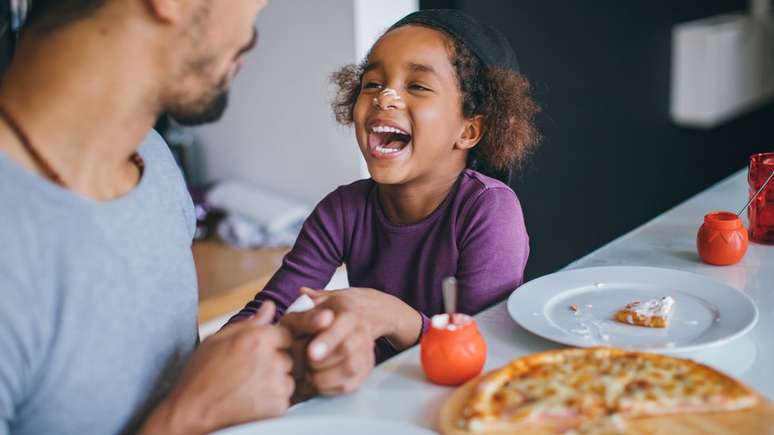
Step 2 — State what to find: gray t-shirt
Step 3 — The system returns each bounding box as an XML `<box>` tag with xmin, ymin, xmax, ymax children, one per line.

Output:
<box><xmin>0</xmin><ymin>131</ymin><xmax>199</xmax><ymax>435</ymax></box>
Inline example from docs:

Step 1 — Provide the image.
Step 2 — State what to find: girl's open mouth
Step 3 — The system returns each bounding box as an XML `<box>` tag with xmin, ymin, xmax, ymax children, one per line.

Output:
<box><xmin>367</xmin><ymin>124</ymin><xmax>412</xmax><ymax>160</ymax></box>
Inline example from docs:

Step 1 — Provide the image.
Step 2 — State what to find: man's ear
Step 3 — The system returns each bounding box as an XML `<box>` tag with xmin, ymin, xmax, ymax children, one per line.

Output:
<box><xmin>144</xmin><ymin>0</ymin><xmax>185</xmax><ymax>23</ymax></box>
<box><xmin>455</xmin><ymin>115</ymin><xmax>484</xmax><ymax>151</ymax></box>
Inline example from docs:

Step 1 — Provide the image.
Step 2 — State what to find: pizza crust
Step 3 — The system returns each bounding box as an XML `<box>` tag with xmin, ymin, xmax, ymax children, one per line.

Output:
<box><xmin>614</xmin><ymin>297</ymin><xmax>675</xmax><ymax>328</ymax></box>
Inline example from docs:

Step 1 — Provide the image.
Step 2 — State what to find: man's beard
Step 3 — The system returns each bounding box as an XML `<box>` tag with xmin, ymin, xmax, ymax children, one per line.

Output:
<box><xmin>167</xmin><ymin>27</ymin><xmax>257</xmax><ymax>127</ymax></box>
<box><xmin>167</xmin><ymin>88</ymin><xmax>230</xmax><ymax>126</ymax></box>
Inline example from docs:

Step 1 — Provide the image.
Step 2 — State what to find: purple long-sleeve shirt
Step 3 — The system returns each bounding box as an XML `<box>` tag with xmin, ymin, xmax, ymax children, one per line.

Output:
<box><xmin>230</xmin><ymin>169</ymin><xmax>529</xmax><ymax>362</ymax></box>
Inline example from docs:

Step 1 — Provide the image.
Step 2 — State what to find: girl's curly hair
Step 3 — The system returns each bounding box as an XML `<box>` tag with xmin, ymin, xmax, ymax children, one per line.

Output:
<box><xmin>331</xmin><ymin>26</ymin><xmax>541</xmax><ymax>174</ymax></box>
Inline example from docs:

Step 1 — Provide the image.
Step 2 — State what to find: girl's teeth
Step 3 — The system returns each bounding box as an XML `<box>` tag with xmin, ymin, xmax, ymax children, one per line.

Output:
<box><xmin>375</xmin><ymin>145</ymin><xmax>400</xmax><ymax>154</ymax></box>
<box><xmin>371</xmin><ymin>125</ymin><xmax>407</xmax><ymax>135</ymax></box>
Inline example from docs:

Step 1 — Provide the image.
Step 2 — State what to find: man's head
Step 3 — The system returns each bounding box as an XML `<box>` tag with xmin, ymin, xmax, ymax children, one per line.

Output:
<box><xmin>23</xmin><ymin>0</ymin><xmax>268</xmax><ymax>126</ymax></box>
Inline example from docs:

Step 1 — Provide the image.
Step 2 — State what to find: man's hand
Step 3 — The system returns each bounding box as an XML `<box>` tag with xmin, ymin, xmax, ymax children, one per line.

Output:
<box><xmin>141</xmin><ymin>302</ymin><xmax>294</xmax><ymax>435</ymax></box>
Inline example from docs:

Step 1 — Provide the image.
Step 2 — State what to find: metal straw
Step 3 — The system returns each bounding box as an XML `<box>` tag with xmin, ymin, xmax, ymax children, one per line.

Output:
<box><xmin>442</xmin><ymin>277</ymin><xmax>458</xmax><ymax>325</ymax></box>
<box><xmin>738</xmin><ymin>169</ymin><xmax>774</xmax><ymax>216</ymax></box>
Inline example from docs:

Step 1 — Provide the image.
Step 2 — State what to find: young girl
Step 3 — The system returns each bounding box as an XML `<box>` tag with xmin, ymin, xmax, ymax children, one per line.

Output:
<box><xmin>230</xmin><ymin>9</ymin><xmax>540</xmax><ymax>364</ymax></box>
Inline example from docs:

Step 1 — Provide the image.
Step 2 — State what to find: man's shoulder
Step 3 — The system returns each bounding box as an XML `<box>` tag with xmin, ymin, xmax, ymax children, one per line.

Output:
<box><xmin>138</xmin><ymin>129</ymin><xmax>178</xmax><ymax>172</ymax></box>
<box><xmin>138</xmin><ymin>129</ymin><xmax>196</xmax><ymax>238</ymax></box>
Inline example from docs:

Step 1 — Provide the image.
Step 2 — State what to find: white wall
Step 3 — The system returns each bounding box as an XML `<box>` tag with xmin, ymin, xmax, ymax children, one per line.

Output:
<box><xmin>354</xmin><ymin>0</ymin><xmax>418</xmax><ymax>60</ymax></box>
<box><xmin>194</xmin><ymin>0</ymin><xmax>417</xmax><ymax>205</ymax></box>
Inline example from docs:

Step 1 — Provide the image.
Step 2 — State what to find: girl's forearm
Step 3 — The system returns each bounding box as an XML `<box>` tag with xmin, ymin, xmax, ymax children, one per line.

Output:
<box><xmin>372</xmin><ymin>292</ymin><xmax>423</xmax><ymax>351</ymax></box>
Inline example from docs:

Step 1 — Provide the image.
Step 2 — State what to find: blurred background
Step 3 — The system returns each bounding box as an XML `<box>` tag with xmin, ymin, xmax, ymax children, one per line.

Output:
<box><xmin>1</xmin><ymin>0</ymin><xmax>772</xmax><ymax>283</ymax></box>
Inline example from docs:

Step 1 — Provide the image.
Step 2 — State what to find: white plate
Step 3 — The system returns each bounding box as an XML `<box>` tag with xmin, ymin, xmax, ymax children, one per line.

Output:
<box><xmin>507</xmin><ymin>266</ymin><xmax>758</xmax><ymax>352</ymax></box>
<box><xmin>215</xmin><ymin>417</ymin><xmax>437</xmax><ymax>435</ymax></box>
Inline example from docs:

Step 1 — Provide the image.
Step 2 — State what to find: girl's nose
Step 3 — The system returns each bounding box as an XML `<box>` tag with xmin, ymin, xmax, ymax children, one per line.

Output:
<box><xmin>373</xmin><ymin>88</ymin><xmax>405</xmax><ymax>111</ymax></box>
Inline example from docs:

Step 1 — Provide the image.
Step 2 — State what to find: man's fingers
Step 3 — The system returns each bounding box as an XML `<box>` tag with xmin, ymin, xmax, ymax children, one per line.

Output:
<box><xmin>251</xmin><ymin>301</ymin><xmax>276</xmax><ymax>325</ymax></box>
<box><xmin>265</xmin><ymin>324</ymin><xmax>294</xmax><ymax>349</ymax></box>
<box><xmin>276</xmin><ymin>349</ymin><xmax>294</xmax><ymax>374</ymax></box>
<box><xmin>283</xmin><ymin>373</ymin><xmax>296</xmax><ymax>397</ymax></box>
<box><xmin>213</xmin><ymin>310</ymin><xmax>270</xmax><ymax>340</ymax></box>
<box><xmin>307</xmin><ymin>312</ymin><xmax>357</xmax><ymax>362</ymax></box>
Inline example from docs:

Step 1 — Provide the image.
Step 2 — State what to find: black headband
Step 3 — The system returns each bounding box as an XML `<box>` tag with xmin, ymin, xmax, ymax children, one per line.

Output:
<box><xmin>388</xmin><ymin>9</ymin><xmax>519</xmax><ymax>74</ymax></box>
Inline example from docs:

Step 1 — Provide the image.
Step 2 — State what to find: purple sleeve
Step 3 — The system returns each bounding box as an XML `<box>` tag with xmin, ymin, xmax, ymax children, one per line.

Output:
<box><xmin>228</xmin><ymin>190</ymin><xmax>346</xmax><ymax>324</ymax></box>
<box><xmin>456</xmin><ymin>188</ymin><xmax>529</xmax><ymax>315</ymax></box>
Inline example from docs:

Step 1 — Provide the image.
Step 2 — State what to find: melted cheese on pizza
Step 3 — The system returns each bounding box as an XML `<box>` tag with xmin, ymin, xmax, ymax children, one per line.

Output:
<box><xmin>462</xmin><ymin>348</ymin><xmax>759</xmax><ymax>433</ymax></box>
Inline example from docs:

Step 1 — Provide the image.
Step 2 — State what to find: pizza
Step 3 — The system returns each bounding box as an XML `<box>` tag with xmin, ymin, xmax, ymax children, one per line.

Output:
<box><xmin>613</xmin><ymin>296</ymin><xmax>675</xmax><ymax>328</ymax></box>
<box><xmin>457</xmin><ymin>347</ymin><xmax>760</xmax><ymax>433</ymax></box>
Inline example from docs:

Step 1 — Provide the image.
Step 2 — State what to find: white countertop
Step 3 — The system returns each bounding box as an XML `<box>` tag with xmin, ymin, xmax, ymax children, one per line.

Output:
<box><xmin>238</xmin><ymin>169</ymin><xmax>774</xmax><ymax>432</ymax></box>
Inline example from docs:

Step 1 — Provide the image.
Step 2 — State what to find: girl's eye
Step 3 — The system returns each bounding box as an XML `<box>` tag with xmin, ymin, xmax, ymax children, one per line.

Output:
<box><xmin>363</xmin><ymin>82</ymin><xmax>383</xmax><ymax>90</ymax></box>
<box><xmin>409</xmin><ymin>84</ymin><xmax>430</xmax><ymax>91</ymax></box>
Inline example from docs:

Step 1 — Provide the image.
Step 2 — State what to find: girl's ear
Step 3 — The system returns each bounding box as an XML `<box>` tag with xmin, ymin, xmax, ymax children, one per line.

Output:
<box><xmin>455</xmin><ymin>115</ymin><xmax>484</xmax><ymax>151</ymax></box>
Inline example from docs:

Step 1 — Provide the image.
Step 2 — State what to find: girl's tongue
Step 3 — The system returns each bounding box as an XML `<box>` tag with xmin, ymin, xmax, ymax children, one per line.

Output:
<box><xmin>368</xmin><ymin>130</ymin><xmax>412</xmax><ymax>153</ymax></box>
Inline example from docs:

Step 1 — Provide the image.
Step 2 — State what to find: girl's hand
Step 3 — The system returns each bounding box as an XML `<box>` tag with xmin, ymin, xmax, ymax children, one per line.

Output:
<box><xmin>301</xmin><ymin>287</ymin><xmax>423</xmax><ymax>351</ymax></box>
<box><xmin>281</xmin><ymin>293</ymin><xmax>375</xmax><ymax>396</ymax></box>
<box><xmin>281</xmin><ymin>287</ymin><xmax>422</xmax><ymax>396</ymax></box>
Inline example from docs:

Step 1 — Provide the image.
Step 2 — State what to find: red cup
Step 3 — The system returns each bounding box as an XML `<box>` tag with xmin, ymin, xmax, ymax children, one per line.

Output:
<box><xmin>697</xmin><ymin>211</ymin><xmax>748</xmax><ymax>265</ymax></box>
<box><xmin>420</xmin><ymin>314</ymin><xmax>486</xmax><ymax>386</ymax></box>
<box><xmin>748</xmin><ymin>152</ymin><xmax>774</xmax><ymax>244</ymax></box>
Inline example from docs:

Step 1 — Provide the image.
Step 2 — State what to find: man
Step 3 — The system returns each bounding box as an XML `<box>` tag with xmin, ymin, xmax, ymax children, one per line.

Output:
<box><xmin>0</xmin><ymin>1</ymin><xmax>373</xmax><ymax>434</ymax></box>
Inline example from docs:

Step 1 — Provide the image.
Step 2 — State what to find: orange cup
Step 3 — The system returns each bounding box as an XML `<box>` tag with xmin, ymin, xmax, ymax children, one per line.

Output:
<box><xmin>696</xmin><ymin>211</ymin><xmax>748</xmax><ymax>265</ymax></box>
<box><xmin>420</xmin><ymin>314</ymin><xmax>486</xmax><ymax>386</ymax></box>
